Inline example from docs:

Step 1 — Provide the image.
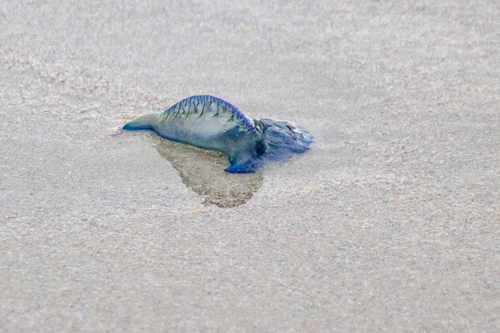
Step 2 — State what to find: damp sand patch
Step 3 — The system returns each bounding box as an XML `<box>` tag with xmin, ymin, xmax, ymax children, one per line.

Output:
<box><xmin>155</xmin><ymin>139</ymin><xmax>263</xmax><ymax>208</ymax></box>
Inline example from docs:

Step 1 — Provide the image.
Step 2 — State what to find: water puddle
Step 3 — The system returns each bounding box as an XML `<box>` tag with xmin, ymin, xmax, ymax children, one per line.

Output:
<box><xmin>155</xmin><ymin>139</ymin><xmax>263</xmax><ymax>208</ymax></box>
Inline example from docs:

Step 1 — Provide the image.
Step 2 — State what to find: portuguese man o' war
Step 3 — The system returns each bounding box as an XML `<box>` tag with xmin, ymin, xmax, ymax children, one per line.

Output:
<box><xmin>123</xmin><ymin>95</ymin><xmax>313</xmax><ymax>173</ymax></box>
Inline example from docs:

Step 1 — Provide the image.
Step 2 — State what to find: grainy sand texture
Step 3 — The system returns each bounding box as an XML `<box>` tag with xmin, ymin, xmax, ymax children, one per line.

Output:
<box><xmin>1</xmin><ymin>1</ymin><xmax>499</xmax><ymax>332</ymax></box>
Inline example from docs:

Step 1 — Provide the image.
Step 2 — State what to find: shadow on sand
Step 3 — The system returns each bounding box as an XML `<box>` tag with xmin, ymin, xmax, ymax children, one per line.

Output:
<box><xmin>155</xmin><ymin>139</ymin><xmax>263</xmax><ymax>208</ymax></box>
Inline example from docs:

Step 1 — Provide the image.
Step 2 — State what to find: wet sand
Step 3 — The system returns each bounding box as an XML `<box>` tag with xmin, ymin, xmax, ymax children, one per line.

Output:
<box><xmin>1</xmin><ymin>1</ymin><xmax>499</xmax><ymax>331</ymax></box>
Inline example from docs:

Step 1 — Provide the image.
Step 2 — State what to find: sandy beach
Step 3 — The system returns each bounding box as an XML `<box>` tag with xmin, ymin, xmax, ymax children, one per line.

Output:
<box><xmin>1</xmin><ymin>1</ymin><xmax>499</xmax><ymax>331</ymax></box>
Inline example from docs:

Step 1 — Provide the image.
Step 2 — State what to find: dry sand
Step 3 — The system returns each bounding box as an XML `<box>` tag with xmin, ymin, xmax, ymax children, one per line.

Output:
<box><xmin>1</xmin><ymin>1</ymin><xmax>499</xmax><ymax>331</ymax></box>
